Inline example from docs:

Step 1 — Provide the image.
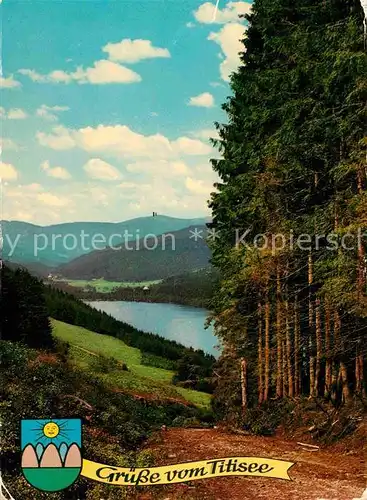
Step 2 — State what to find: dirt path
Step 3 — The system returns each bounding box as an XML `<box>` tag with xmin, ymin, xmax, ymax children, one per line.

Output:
<box><xmin>143</xmin><ymin>428</ymin><xmax>366</xmax><ymax>500</ymax></box>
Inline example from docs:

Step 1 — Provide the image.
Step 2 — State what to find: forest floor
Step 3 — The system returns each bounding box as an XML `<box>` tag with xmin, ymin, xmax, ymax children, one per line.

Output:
<box><xmin>141</xmin><ymin>427</ymin><xmax>366</xmax><ymax>500</ymax></box>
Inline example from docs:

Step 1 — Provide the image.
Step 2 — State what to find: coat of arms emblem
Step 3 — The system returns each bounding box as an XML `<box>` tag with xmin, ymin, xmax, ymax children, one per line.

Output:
<box><xmin>21</xmin><ymin>418</ymin><xmax>82</xmax><ymax>492</ymax></box>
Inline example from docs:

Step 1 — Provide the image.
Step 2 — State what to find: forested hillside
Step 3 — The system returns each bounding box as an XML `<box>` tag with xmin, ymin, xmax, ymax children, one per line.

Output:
<box><xmin>208</xmin><ymin>0</ymin><xmax>367</xmax><ymax>422</ymax></box>
<box><xmin>56</xmin><ymin>268</ymin><xmax>219</xmax><ymax>308</ymax></box>
<box><xmin>56</xmin><ymin>225</ymin><xmax>211</xmax><ymax>281</ymax></box>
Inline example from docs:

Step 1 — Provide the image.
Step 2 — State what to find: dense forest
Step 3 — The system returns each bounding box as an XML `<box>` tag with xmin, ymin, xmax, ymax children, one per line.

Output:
<box><xmin>56</xmin><ymin>225</ymin><xmax>210</xmax><ymax>281</ymax></box>
<box><xmin>208</xmin><ymin>0</ymin><xmax>367</xmax><ymax>422</ymax></box>
<box><xmin>58</xmin><ymin>268</ymin><xmax>219</xmax><ymax>308</ymax></box>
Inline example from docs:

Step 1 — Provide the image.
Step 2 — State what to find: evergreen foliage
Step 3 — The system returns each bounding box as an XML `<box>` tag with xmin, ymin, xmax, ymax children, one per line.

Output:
<box><xmin>58</xmin><ymin>267</ymin><xmax>219</xmax><ymax>308</ymax></box>
<box><xmin>1</xmin><ymin>265</ymin><xmax>54</xmax><ymax>349</ymax></box>
<box><xmin>209</xmin><ymin>0</ymin><xmax>367</xmax><ymax>421</ymax></box>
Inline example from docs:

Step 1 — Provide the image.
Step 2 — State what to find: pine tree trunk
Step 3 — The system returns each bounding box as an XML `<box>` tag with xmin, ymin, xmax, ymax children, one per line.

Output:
<box><xmin>356</xmin><ymin>347</ymin><xmax>361</xmax><ymax>394</ymax></box>
<box><xmin>276</xmin><ymin>265</ymin><xmax>283</xmax><ymax>398</ymax></box>
<box><xmin>331</xmin><ymin>309</ymin><xmax>338</xmax><ymax>404</ymax></box>
<box><xmin>315</xmin><ymin>298</ymin><xmax>322</xmax><ymax>397</ymax></box>
<box><xmin>286</xmin><ymin>299</ymin><xmax>293</xmax><ymax>397</ymax></box>
<box><xmin>264</xmin><ymin>296</ymin><xmax>270</xmax><ymax>401</ymax></box>
<box><xmin>240</xmin><ymin>357</ymin><xmax>247</xmax><ymax>413</ymax></box>
<box><xmin>283</xmin><ymin>336</ymin><xmax>287</xmax><ymax>397</ymax></box>
<box><xmin>357</xmin><ymin>243</ymin><xmax>365</xmax><ymax>296</ymax></box>
<box><xmin>294</xmin><ymin>297</ymin><xmax>300</xmax><ymax>396</ymax></box>
<box><xmin>356</xmin><ymin>170</ymin><xmax>365</xmax><ymax>398</ymax></box>
<box><xmin>357</xmin><ymin>168</ymin><xmax>363</xmax><ymax>193</ymax></box>
<box><xmin>308</xmin><ymin>252</ymin><xmax>315</xmax><ymax>397</ymax></box>
<box><xmin>324</xmin><ymin>300</ymin><xmax>332</xmax><ymax>396</ymax></box>
<box><xmin>355</xmin><ymin>350</ymin><xmax>365</xmax><ymax>398</ymax></box>
<box><xmin>338</xmin><ymin>363</ymin><xmax>351</xmax><ymax>404</ymax></box>
<box><xmin>334</xmin><ymin>310</ymin><xmax>351</xmax><ymax>403</ymax></box>
<box><xmin>358</xmin><ymin>354</ymin><xmax>366</xmax><ymax>399</ymax></box>
<box><xmin>258</xmin><ymin>303</ymin><xmax>264</xmax><ymax>404</ymax></box>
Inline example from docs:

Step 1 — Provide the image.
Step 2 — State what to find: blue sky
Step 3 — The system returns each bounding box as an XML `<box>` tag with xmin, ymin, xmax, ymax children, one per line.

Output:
<box><xmin>1</xmin><ymin>0</ymin><xmax>251</xmax><ymax>225</ymax></box>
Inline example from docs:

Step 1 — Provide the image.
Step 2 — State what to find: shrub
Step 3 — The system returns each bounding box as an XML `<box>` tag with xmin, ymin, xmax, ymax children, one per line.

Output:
<box><xmin>141</xmin><ymin>352</ymin><xmax>177</xmax><ymax>371</ymax></box>
<box><xmin>53</xmin><ymin>338</ymin><xmax>70</xmax><ymax>362</ymax></box>
<box><xmin>243</xmin><ymin>399</ymin><xmax>296</xmax><ymax>436</ymax></box>
<box><xmin>90</xmin><ymin>355</ymin><xmax>127</xmax><ymax>373</ymax></box>
<box><xmin>171</xmin><ymin>416</ymin><xmax>202</xmax><ymax>428</ymax></box>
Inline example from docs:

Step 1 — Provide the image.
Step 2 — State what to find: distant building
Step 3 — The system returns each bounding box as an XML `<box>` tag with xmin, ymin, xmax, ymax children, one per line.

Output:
<box><xmin>143</xmin><ymin>286</ymin><xmax>150</xmax><ymax>292</ymax></box>
<box><xmin>152</xmin><ymin>212</ymin><xmax>158</xmax><ymax>217</ymax></box>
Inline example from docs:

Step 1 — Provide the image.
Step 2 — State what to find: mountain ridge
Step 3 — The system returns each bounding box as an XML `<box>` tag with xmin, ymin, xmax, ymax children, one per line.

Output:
<box><xmin>2</xmin><ymin>215</ymin><xmax>211</xmax><ymax>266</ymax></box>
<box><xmin>56</xmin><ymin>225</ymin><xmax>211</xmax><ymax>281</ymax></box>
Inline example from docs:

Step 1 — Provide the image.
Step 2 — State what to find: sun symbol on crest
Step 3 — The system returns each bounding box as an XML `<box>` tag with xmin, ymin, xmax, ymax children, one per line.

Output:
<box><xmin>31</xmin><ymin>420</ymin><xmax>71</xmax><ymax>445</ymax></box>
<box><xmin>43</xmin><ymin>422</ymin><xmax>60</xmax><ymax>438</ymax></box>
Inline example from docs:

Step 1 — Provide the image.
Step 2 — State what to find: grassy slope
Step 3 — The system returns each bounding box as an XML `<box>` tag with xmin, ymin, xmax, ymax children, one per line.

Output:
<box><xmin>64</xmin><ymin>278</ymin><xmax>162</xmax><ymax>292</ymax></box>
<box><xmin>52</xmin><ymin>319</ymin><xmax>211</xmax><ymax>408</ymax></box>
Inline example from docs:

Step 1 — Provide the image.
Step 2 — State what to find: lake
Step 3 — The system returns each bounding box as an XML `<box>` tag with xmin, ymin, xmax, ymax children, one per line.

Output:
<box><xmin>87</xmin><ymin>301</ymin><xmax>219</xmax><ymax>357</ymax></box>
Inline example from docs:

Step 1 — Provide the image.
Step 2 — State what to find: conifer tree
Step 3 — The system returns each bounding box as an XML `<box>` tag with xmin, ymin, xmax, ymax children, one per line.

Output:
<box><xmin>209</xmin><ymin>0</ymin><xmax>367</xmax><ymax>418</ymax></box>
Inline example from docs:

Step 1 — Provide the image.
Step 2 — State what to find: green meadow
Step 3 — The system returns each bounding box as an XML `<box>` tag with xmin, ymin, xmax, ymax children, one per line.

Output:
<box><xmin>64</xmin><ymin>278</ymin><xmax>162</xmax><ymax>292</ymax></box>
<box><xmin>52</xmin><ymin>319</ymin><xmax>211</xmax><ymax>409</ymax></box>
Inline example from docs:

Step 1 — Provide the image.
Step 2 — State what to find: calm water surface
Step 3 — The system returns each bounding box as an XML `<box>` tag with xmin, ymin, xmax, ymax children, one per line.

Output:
<box><xmin>88</xmin><ymin>301</ymin><xmax>219</xmax><ymax>357</ymax></box>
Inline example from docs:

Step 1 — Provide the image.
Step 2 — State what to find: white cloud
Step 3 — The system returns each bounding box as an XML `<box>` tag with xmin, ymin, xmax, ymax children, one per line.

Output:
<box><xmin>0</xmin><ymin>75</ymin><xmax>21</xmax><ymax>88</ymax></box>
<box><xmin>5</xmin><ymin>183</ymin><xmax>42</xmax><ymax>198</ymax></box>
<box><xmin>210</xmin><ymin>81</ymin><xmax>225</xmax><ymax>88</ymax></box>
<box><xmin>83</xmin><ymin>158</ymin><xmax>122</xmax><ymax>181</ymax></box>
<box><xmin>102</xmin><ymin>39</ymin><xmax>170</xmax><ymax>63</ymax></box>
<box><xmin>193</xmin><ymin>1</ymin><xmax>251</xmax><ymax>24</ymax></box>
<box><xmin>185</xmin><ymin>176</ymin><xmax>215</xmax><ymax>195</ymax></box>
<box><xmin>18</xmin><ymin>69</ymin><xmax>46</xmax><ymax>82</ymax></box>
<box><xmin>188</xmin><ymin>92</ymin><xmax>215</xmax><ymax>108</ymax></box>
<box><xmin>7</xmin><ymin>108</ymin><xmax>28</xmax><ymax>120</ymax></box>
<box><xmin>0</xmin><ymin>107</ymin><xmax>28</xmax><ymax>119</ymax></box>
<box><xmin>25</xmin><ymin>183</ymin><xmax>43</xmax><ymax>191</ymax></box>
<box><xmin>76</xmin><ymin>125</ymin><xmax>172</xmax><ymax>158</ymax></box>
<box><xmin>2</xmin><ymin>183</ymin><xmax>79</xmax><ymax>224</ymax></box>
<box><xmin>0</xmin><ymin>162</ymin><xmax>18</xmax><ymax>180</ymax></box>
<box><xmin>191</xmin><ymin>128</ymin><xmax>220</xmax><ymax>140</ymax></box>
<box><xmin>118</xmin><ymin>182</ymin><xmax>139</xmax><ymax>189</ymax></box>
<box><xmin>2</xmin><ymin>168</ymin><xmax>218</xmax><ymax>224</ymax></box>
<box><xmin>208</xmin><ymin>22</ymin><xmax>246</xmax><ymax>81</ymax></box>
<box><xmin>0</xmin><ymin>138</ymin><xmax>20</xmax><ymax>151</ymax></box>
<box><xmin>77</xmin><ymin>60</ymin><xmax>141</xmax><ymax>84</ymax></box>
<box><xmin>172</xmin><ymin>137</ymin><xmax>212</xmax><ymax>156</ymax></box>
<box><xmin>87</xmin><ymin>186</ymin><xmax>108</xmax><ymax>205</ymax></box>
<box><xmin>41</xmin><ymin>160</ymin><xmax>71</xmax><ymax>180</ymax></box>
<box><xmin>36</xmin><ymin>104</ymin><xmax>70</xmax><ymax>121</ymax></box>
<box><xmin>37</xmin><ymin>192</ymin><xmax>70</xmax><ymax>207</ymax></box>
<box><xmin>19</xmin><ymin>60</ymin><xmax>141</xmax><ymax>85</ymax></box>
<box><xmin>126</xmin><ymin>160</ymin><xmax>191</xmax><ymax>177</ymax></box>
<box><xmin>37</xmin><ymin>124</ymin><xmax>212</xmax><ymax>159</ymax></box>
<box><xmin>186</xmin><ymin>22</ymin><xmax>196</xmax><ymax>28</ymax></box>
<box><xmin>37</xmin><ymin>126</ymin><xmax>76</xmax><ymax>150</ymax></box>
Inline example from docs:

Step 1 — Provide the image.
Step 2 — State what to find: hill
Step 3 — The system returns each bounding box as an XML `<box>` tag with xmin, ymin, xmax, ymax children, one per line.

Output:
<box><xmin>2</xmin><ymin>259</ymin><xmax>52</xmax><ymax>278</ymax></box>
<box><xmin>56</xmin><ymin>225</ymin><xmax>211</xmax><ymax>281</ymax></box>
<box><xmin>1</xmin><ymin>215</ymin><xmax>209</xmax><ymax>266</ymax></box>
<box><xmin>52</xmin><ymin>319</ymin><xmax>211</xmax><ymax>408</ymax></box>
<box><xmin>65</xmin><ymin>267</ymin><xmax>220</xmax><ymax>308</ymax></box>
